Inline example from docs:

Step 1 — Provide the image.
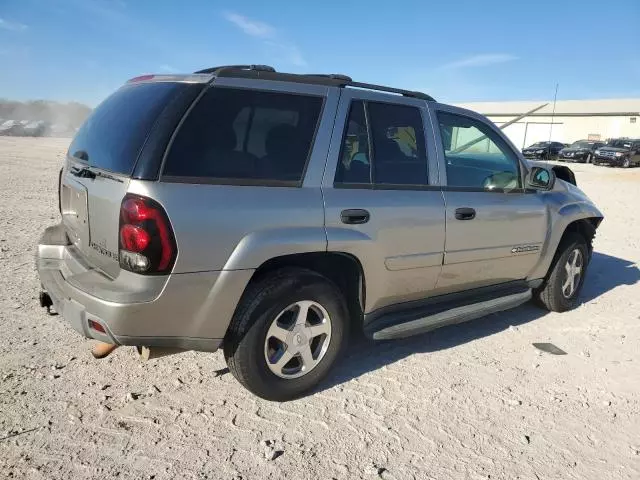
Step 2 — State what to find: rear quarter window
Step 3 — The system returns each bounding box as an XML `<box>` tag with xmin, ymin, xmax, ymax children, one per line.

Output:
<box><xmin>162</xmin><ymin>87</ymin><xmax>323</xmax><ymax>184</ymax></box>
<box><xmin>68</xmin><ymin>82</ymin><xmax>184</xmax><ymax>175</ymax></box>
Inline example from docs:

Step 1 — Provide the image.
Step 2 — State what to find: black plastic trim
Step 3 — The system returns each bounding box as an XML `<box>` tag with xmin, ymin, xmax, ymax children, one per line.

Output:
<box><xmin>195</xmin><ymin>64</ymin><xmax>276</xmax><ymax>74</ymax></box>
<box><xmin>334</xmin><ymin>182</ymin><xmax>442</xmax><ymax>191</ymax></box>
<box><xmin>442</xmin><ymin>186</ymin><xmax>534</xmax><ymax>194</ymax></box>
<box><xmin>132</xmin><ymin>83</ymin><xmax>205</xmax><ymax>180</ymax></box>
<box><xmin>160</xmin><ymin>175</ymin><xmax>301</xmax><ymax>188</ymax></box>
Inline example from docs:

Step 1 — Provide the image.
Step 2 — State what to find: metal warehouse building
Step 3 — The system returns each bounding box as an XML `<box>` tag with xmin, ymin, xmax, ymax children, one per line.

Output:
<box><xmin>455</xmin><ymin>99</ymin><xmax>640</xmax><ymax>149</ymax></box>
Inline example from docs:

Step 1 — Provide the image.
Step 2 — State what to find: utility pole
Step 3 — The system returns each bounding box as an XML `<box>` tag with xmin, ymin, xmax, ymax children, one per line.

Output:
<box><xmin>549</xmin><ymin>83</ymin><xmax>559</xmax><ymax>142</ymax></box>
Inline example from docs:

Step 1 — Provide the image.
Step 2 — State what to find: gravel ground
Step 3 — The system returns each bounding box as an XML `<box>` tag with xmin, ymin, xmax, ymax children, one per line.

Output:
<box><xmin>1</xmin><ymin>137</ymin><xmax>639</xmax><ymax>480</ymax></box>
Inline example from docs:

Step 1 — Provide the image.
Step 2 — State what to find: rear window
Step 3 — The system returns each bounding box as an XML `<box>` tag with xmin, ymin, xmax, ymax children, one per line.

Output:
<box><xmin>162</xmin><ymin>87</ymin><xmax>323</xmax><ymax>184</ymax></box>
<box><xmin>68</xmin><ymin>82</ymin><xmax>182</xmax><ymax>175</ymax></box>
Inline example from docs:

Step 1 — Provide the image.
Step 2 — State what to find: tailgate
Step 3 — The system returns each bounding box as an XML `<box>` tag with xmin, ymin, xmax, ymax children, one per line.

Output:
<box><xmin>58</xmin><ymin>80</ymin><xmax>196</xmax><ymax>278</ymax></box>
<box><xmin>60</xmin><ymin>161</ymin><xmax>130</xmax><ymax>278</ymax></box>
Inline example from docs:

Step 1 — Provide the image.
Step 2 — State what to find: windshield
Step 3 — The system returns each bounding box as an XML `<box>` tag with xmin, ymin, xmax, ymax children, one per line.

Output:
<box><xmin>528</xmin><ymin>142</ymin><xmax>549</xmax><ymax>148</ymax></box>
<box><xmin>606</xmin><ymin>140</ymin><xmax>631</xmax><ymax>149</ymax></box>
<box><xmin>571</xmin><ymin>141</ymin><xmax>593</xmax><ymax>149</ymax></box>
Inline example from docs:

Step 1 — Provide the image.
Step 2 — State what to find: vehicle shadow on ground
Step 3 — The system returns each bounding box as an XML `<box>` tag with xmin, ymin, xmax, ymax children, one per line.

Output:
<box><xmin>321</xmin><ymin>251</ymin><xmax>639</xmax><ymax>392</ymax></box>
<box><xmin>580</xmin><ymin>252</ymin><xmax>640</xmax><ymax>303</ymax></box>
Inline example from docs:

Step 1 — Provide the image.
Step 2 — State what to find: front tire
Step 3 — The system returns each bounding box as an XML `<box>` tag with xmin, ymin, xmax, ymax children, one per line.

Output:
<box><xmin>534</xmin><ymin>233</ymin><xmax>589</xmax><ymax>312</ymax></box>
<box><xmin>622</xmin><ymin>157</ymin><xmax>630</xmax><ymax>168</ymax></box>
<box><xmin>224</xmin><ymin>268</ymin><xmax>348</xmax><ymax>401</ymax></box>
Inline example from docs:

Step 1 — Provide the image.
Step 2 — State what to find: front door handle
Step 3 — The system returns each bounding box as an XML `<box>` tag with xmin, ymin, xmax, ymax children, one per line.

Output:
<box><xmin>455</xmin><ymin>207</ymin><xmax>476</xmax><ymax>220</ymax></box>
<box><xmin>341</xmin><ymin>209</ymin><xmax>370</xmax><ymax>225</ymax></box>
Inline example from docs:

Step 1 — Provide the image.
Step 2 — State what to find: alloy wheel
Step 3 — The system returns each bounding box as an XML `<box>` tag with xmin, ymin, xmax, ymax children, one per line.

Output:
<box><xmin>264</xmin><ymin>300</ymin><xmax>332</xmax><ymax>379</ymax></box>
<box><xmin>562</xmin><ymin>249</ymin><xmax>583</xmax><ymax>299</ymax></box>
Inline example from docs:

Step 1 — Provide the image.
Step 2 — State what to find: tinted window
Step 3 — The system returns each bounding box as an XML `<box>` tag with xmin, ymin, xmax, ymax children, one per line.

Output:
<box><xmin>437</xmin><ymin>112</ymin><xmax>521</xmax><ymax>190</ymax></box>
<box><xmin>163</xmin><ymin>87</ymin><xmax>322</xmax><ymax>183</ymax></box>
<box><xmin>334</xmin><ymin>100</ymin><xmax>427</xmax><ymax>187</ymax></box>
<box><xmin>334</xmin><ymin>101</ymin><xmax>371</xmax><ymax>184</ymax></box>
<box><xmin>368</xmin><ymin>102</ymin><xmax>427</xmax><ymax>185</ymax></box>
<box><xmin>69</xmin><ymin>82</ymin><xmax>183</xmax><ymax>174</ymax></box>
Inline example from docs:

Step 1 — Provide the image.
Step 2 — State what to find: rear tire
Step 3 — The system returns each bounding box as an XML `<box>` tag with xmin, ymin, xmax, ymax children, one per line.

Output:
<box><xmin>622</xmin><ymin>157</ymin><xmax>630</xmax><ymax>168</ymax></box>
<box><xmin>585</xmin><ymin>153</ymin><xmax>592</xmax><ymax>164</ymax></box>
<box><xmin>534</xmin><ymin>233</ymin><xmax>589</xmax><ymax>312</ymax></box>
<box><xmin>223</xmin><ymin>268</ymin><xmax>348</xmax><ymax>401</ymax></box>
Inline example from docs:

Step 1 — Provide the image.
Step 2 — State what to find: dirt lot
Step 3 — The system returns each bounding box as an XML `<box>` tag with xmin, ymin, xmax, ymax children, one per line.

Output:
<box><xmin>1</xmin><ymin>137</ymin><xmax>639</xmax><ymax>480</ymax></box>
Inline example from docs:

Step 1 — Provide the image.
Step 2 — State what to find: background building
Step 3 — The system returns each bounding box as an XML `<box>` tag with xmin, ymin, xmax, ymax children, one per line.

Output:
<box><xmin>455</xmin><ymin>99</ymin><xmax>640</xmax><ymax>149</ymax></box>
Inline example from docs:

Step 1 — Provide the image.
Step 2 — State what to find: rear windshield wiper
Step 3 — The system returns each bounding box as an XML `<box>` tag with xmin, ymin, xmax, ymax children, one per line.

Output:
<box><xmin>94</xmin><ymin>170</ymin><xmax>123</xmax><ymax>183</ymax></box>
<box><xmin>70</xmin><ymin>165</ymin><xmax>96</xmax><ymax>179</ymax></box>
<box><xmin>70</xmin><ymin>165</ymin><xmax>123</xmax><ymax>183</ymax></box>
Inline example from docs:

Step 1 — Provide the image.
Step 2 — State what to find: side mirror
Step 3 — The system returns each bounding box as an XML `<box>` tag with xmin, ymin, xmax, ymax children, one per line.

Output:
<box><xmin>528</xmin><ymin>166</ymin><xmax>555</xmax><ymax>190</ymax></box>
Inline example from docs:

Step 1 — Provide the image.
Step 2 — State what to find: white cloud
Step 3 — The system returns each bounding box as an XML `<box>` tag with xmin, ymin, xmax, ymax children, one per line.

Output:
<box><xmin>223</xmin><ymin>12</ymin><xmax>275</xmax><ymax>39</ymax></box>
<box><xmin>223</xmin><ymin>12</ymin><xmax>306</xmax><ymax>67</ymax></box>
<box><xmin>0</xmin><ymin>18</ymin><xmax>28</xmax><ymax>32</ymax></box>
<box><xmin>264</xmin><ymin>41</ymin><xmax>306</xmax><ymax>67</ymax></box>
<box><xmin>440</xmin><ymin>53</ymin><xmax>518</xmax><ymax>70</ymax></box>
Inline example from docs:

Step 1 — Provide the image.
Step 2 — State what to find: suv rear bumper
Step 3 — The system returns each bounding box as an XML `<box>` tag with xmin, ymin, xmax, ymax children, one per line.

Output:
<box><xmin>36</xmin><ymin>224</ymin><xmax>253</xmax><ymax>352</ymax></box>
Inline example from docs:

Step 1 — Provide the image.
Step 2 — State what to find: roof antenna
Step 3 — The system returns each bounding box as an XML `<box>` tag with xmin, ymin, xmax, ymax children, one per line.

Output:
<box><xmin>548</xmin><ymin>83</ymin><xmax>559</xmax><ymax>143</ymax></box>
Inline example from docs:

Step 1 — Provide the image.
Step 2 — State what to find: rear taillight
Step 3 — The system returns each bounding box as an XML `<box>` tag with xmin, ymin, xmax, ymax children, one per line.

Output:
<box><xmin>118</xmin><ymin>194</ymin><xmax>177</xmax><ymax>274</ymax></box>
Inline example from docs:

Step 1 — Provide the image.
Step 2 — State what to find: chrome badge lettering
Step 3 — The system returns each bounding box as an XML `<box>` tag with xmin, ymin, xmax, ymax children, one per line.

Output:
<box><xmin>89</xmin><ymin>241</ymin><xmax>119</xmax><ymax>260</ymax></box>
<box><xmin>511</xmin><ymin>245</ymin><xmax>540</xmax><ymax>254</ymax></box>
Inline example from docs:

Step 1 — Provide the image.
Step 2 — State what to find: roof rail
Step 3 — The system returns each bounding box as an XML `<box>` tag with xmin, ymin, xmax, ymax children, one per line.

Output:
<box><xmin>194</xmin><ymin>64</ymin><xmax>276</xmax><ymax>74</ymax></box>
<box><xmin>198</xmin><ymin>65</ymin><xmax>435</xmax><ymax>101</ymax></box>
<box><xmin>305</xmin><ymin>73</ymin><xmax>353</xmax><ymax>82</ymax></box>
<box><xmin>347</xmin><ymin>81</ymin><xmax>434</xmax><ymax>101</ymax></box>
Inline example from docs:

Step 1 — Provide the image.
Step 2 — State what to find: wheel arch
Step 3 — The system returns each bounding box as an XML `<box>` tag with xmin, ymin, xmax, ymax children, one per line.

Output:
<box><xmin>245</xmin><ymin>251</ymin><xmax>366</xmax><ymax>333</ymax></box>
<box><xmin>530</xmin><ymin>216</ymin><xmax>602</xmax><ymax>283</ymax></box>
<box><xmin>560</xmin><ymin>217</ymin><xmax>600</xmax><ymax>255</ymax></box>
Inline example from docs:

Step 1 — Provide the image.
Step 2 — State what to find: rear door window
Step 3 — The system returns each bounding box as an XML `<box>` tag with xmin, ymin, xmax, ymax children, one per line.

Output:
<box><xmin>68</xmin><ymin>82</ymin><xmax>183</xmax><ymax>175</ymax></box>
<box><xmin>368</xmin><ymin>102</ymin><xmax>428</xmax><ymax>186</ymax></box>
<box><xmin>334</xmin><ymin>101</ymin><xmax>371</xmax><ymax>185</ymax></box>
<box><xmin>163</xmin><ymin>87</ymin><xmax>323</xmax><ymax>184</ymax></box>
<box><xmin>334</xmin><ymin>100</ymin><xmax>428</xmax><ymax>187</ymax></box>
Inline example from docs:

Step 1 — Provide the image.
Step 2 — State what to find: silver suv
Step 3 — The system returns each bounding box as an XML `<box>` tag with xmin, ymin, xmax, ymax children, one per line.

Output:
<box><xmin>36</xmin><ymin>65</ymin><xmax>603</xmax><ymax>400</ymax></box>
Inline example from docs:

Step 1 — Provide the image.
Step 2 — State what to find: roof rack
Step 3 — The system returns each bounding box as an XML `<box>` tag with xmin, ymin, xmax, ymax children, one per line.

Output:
<box><xmin>194</xmin><ymin>64</ymin><xmax>276</xmax><ymax>74</ymax></box>
<box><xmin>197</xmin><ymin>65</ymin><xmax>435</xmax><ymax>101</ymax></box>
<box><xmin>305</xmin><ymin>73</ymin><xmax>353</xmax><ymax>82</ymax></box>
<box><xmin>348</xmin><ymin>81</ymin><xmax>434</xmax><ymax>101</ymax></box>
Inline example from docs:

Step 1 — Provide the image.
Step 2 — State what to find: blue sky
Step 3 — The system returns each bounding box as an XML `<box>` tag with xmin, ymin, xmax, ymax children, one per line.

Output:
<box><xmin>1</xmin><ymin>0</ymin><xmax>639</xmax><ymax>105</ymax></box>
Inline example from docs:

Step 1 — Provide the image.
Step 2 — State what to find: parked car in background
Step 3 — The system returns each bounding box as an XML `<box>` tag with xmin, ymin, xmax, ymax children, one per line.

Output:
<box><xmin>594</xmin><ymin>138</ymin><xmax>640</xmax><ymax>168</ymax></box>
<box><xmin>22</xmin><ymin>120</ymin><xmax>47</xmax><ymax>137</ymax></box>
<box><xmin>558</xmin><ymin>140</ymin><xmax>605</xmax><ymax>163</ymax></box>
<box><xmin>0</xmin><ymin>120</ymin><xmax>21</xmax><ymax>135</ymax></box>
<box><xmin>522</xmin><ymin>141</ymin><xmax>565</xmax><ymax>159</ymax></box>
<box><xmin>0</xmin><ymin>119</ymin><xmax>49</xmax><ymax>137</ymax></box>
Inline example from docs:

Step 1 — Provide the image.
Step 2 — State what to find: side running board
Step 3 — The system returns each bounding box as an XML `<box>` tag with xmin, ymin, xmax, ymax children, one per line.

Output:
<box><xmin>372</xmin><ymin>290</ymin><xmax>532</xmax><ymax>340</ymax></box>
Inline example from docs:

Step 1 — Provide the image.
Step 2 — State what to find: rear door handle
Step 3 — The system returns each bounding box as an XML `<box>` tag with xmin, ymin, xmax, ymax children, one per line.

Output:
<box><xmin>341</xmin><ymin>209</ymin><xmax>370</xmax><ymax>225</ymax></box>
<box><xmin>455</xmin><ymin>207</ymin><xmax>476</xmax><ymax>220</ymax></box>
